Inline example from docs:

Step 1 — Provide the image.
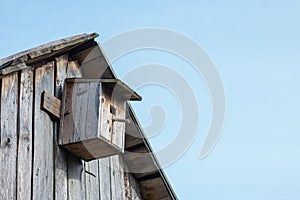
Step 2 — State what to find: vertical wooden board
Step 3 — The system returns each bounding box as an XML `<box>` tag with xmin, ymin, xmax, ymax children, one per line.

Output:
<box><xmin>99</xmin><ymin>157</ymin><xmax>111</xmax><ymax>200</ymax></box>
<box><xmin>85</xmin><ymin>82</ymin><xmax>99</xmax><ymax>140</ymax></box>
<box><xmin>111</xmin><ymin>97</ymin><xmax>126</xmax><ymax>151</ymax></box>
<box><xmin>85</xmin><ymin>160</ymin><xmax>100</xmax><ymax>200</ymax></box>
<box><xmin>17</xmin><ymin>68</ymin><xmax>33</xmax><ymax>200</ymax></box>
<box><xmin>123</xmin><ymin>166</ymin><xmax>130</xmax><ymax>199</ymax></box>
<box><xmin>67</xmin><ymin>60</ymin><xmax>81</xmax><ymax>78</ymax></box>
<box><xmin>121</xmin><ymin>155</ymin><xmax>142</xmax><ymax>200</ymax></box>
<box><xmin>128</xmin><ymin>173</ymin><xmax>142</xmax><ymax>200</ymax></box>
<box><xmin>0</xmin><ymin>73</ymin><xmax>18</xmax><ymax>199</ymax></box>
<box><xmin>98</xmin><ymin>88</ymin><xmax>112</xmax><ymax>142</ymax></box>
<box><xmin>32</xmin><ymin>62</ymin><xmax>54</xmax><ymax>200</ymax></box>
<box><xmin>54</xmin><ymin>55</ymin><xmax>68</xmax><ymax>200</ymax></box>
<box><xmin>60</xmin><ymin>82</ymin><xmax>76</xmax><ymax>144</ymax></box>
<box><xmin>66</xmin><ymin>60</ymin><xmax>87</xmax><ymax>200</ymax></box>
<box><xmin>67</xmin><ymin>154</ymin><xmax>86</xmax><ymax>200</ymax></box>
<box><xmin>73</xmin><ymin>82</ymin><xmax>89</xmax><ymax>142</ymax></box>
<box><xmin>110</xmin><ymin>155</ymin><xmax>126</xmax><ymax>200</ymax></box>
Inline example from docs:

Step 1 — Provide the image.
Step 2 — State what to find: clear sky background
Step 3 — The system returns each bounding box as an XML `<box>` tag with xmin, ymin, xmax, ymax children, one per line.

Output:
<box><xmin>1</xmin><ymin>1</ymin><xmax>300</xmax><ymax>199</ymax></box>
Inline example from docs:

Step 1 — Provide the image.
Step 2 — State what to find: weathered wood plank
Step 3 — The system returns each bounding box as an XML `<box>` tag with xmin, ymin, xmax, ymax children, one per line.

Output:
<box><xmin>73</xmin><ymin>82</ymin><xmax>89</xmax><ymax>142</ymax></box>
<box><xmin>66</xmin><ymin>60</ymin><xmax>86</xmax><ymax>200</ymax></box>
<box><xmin>110</xmin><ymin>155</ymin><xmax>126</xmax><ymax>200</ymax></box>
<box><xmin>54</xmin><ymin>55</ymin><xmax>68</xmax><ymax>200</ymax></box>
<box><xmin>67</xmin><ymin>154</ymin><xmax>86</xmax><ymax>200</ymax></box>
<box><xmin>0</xmin><ymin>72</ymin><xmax>18</xmax><ymax>199</ymax></box>
<box><xmin>67</xmin><ymin>60</ymin><xmax>82</xmax><ymax>78</ymax></box>
<box><xmin>17</xmin><ymin>68</ymin><xmax>33</xmax><ymax>200</ymax></box>
<box><xmin>85</xmin><ymin>160</ymin><xmax>100</xmax><ymax>200</ymax></box>
<box><xmin>99</xmin><ymin>157</ymin><xmax>111</xmax><ymax>200</ymax></box>
<box><xmin>71</xmin><ymin>45</ymin><xmax>113</xmax><ymax>79</ymax></box>
<box><xmin>41</xmin><ymin>91</ymin><xmax>61</xmax><ymax>118</ymax></box>
<box><xmin>119</xmin><ymin>155</ymin><xmax>142</xmax><ymax>200</ymax></box>
<box><xmin>0</xmin><ymin>33</ymin><xmax>98</xmax><ymax>76</ymax></box>
<box><xmin>32</xmin><ymin>62</ymin><xmax>54</xmax><ymax>200</ymax></box>
<box><xmin>125</xmin><ymin>105</ymin><xmax>144</xmax><ymax>148</ymax></box>
<box><xmin>99</xmin><ymin>88</ymin><xmax>112</xmax><ymax>142</ymax></box>
<box><xmin>59</xmin><ymin>60</ymin><xmax>82</xmax><ymax>144</ymax></box>
<box><xmin>139</xmin><ymin>177</ymin><xmax>171</xmax><ymax>200</ymax></box>
<box><xmin>85</xmin><ymin>82</ymin><xmax>99</xmax><ymax>140</ymax></box>
<box><xmin>124</xmin><ymin>145</ymin><xmax>157</xmax><ymax>176</ymax></box>
<box><xmin>59</xmin><ymin>81</ymin><xmax>76</xmax><ymax>145</ymax></box>
<box><xmin>128</xmin><ymin>173</ymin><xmax>142</xmax><ymax>200</ymax></box>
<box><xmin>111</xmin><ymin>97</ymin><xmax>126</xmax><ymax>152</ymax></box>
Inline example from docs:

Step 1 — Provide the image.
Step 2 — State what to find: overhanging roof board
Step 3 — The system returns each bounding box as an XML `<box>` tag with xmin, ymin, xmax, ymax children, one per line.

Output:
<box><xmin>0</xmin><ymin>33</ymin><xmax>178</xmax><ymax>200</ymax></box>
<box><xmin>0</xmin><ymin>33</ymin><xmax>98</xmax><ymax>77</ymax></box>
<box><xmin>65</xmin><ymin>78</ymin><xmax>142</xmax><ymax>101</ymax></box>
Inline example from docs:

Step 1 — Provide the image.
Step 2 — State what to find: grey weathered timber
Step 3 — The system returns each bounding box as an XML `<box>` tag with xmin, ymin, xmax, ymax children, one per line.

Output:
<box><xmin>124</xmin><ymin>145</ymin><xmax>158</xmax><ymax>176</ymax></box>
<box><xmin>0</xmin><ymin>33</ymin><xmax>178</xmax><ymax>200</ymax></box>
<box><xmin>0</xmin><ymin>72</ymin><xmax>18</xmax><ymax>200</ymax></box>
<box><xmin>110</xmin><ymin>155</ymin><xmax>126</xmax><ymax>200</ymax></box>
<box><xmin>68</xmin><ymin>154</ymin><xmax>86</xmax><ymax>200</ymax></box>
<box><xmin>66</xmin><ymin>59</ymin><xmax>86</xmax><ymax>200</ymax></box>
<box><xmin>54</xmin><ymin>55</ymin><xmax>68</xmax><ymax>200</ymax></box>
<box><xmin>72</xmin><ymin>45</ymin><xmax>115</xmax><ymax>79</ymax></box>
<box><xmin>85</xmin><ymin>82</ymin><xmax>100</xmax><ymax>141</ymax></box>
<box><xmin>32</xmin><ymin>62</ymin><xmax>54</xmax><ymax>200</ymax></box>
<box><xmin>128</xmin><ymin>173</ymin><xmax>142</xmax><ymax>200</ymax></box>
<box><xmin>121</xmin><ymin>154</ymin><xmax>142</xmax><ymax>200</ymax></box>
<box><xmin>85</xmin><ymin>160</ymin><xmax>100</xmax><ymax>200</ymax></box>
<box><xmin>41</xmin><ymin>91</ymin><xmax>61</xmax><ymax>118</ymax></box>
<box><xmin>99</xmin><ymin>87</ymin><xmax>112</xmax><ymax>143</ymax></box>
<box><xmin>125</xmin><ymin>104</ymin><xmax>144</xmax><ymax>148</ymax></box>
<box><xmin>111</xmin><ymin>96</ymin><xmax>126</xmax><ymax>152</ymax></box>
<box><xmin>139</xmin><ymin>177</ymin><xmax>172</xmax><ymax>200</ymax></box>
<box><xmin>59</xmin><ymin>78</ymin><xmax>141</xmax><ymax>161</ymax></box>
<box><xmin>0</xmin><ymin>33</ymin><xmax>98</xmax><ymax>78</ymax></box>
<box><xmin>17</xmin><ymin>68</ymin><xmax>34</xmax><ymax>200</ymax></box>
<box><xmin>99</xmin><ymin>157</ymin><xmax>111</xmax><ymax>200</ymax></box>
<box><xmin>67</xmin><ymin>60</ymin><xmax>82</xmax><ymax>78</ymax></box>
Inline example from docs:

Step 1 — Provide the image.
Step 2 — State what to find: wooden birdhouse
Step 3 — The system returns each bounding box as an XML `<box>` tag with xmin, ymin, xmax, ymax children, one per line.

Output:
<box><xmin>59</xmin><ymin>78</ymin><xmax>141</xmax><ymax>161</ymax></box>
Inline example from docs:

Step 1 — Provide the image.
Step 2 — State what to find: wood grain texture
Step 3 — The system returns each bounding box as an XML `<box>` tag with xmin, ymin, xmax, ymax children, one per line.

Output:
<box><xmin>54</xmin><ymin>55</ymin><xmax>68</xmax><ymax>200</ymax></box>
<box><xmin>59</xmin><ymin>81</ymin><xmax>75</xmax><ymax>145</ymax></box>
<box><xmin>111</xmin><ymin>97</ymin><xmax>126</xmax><ymax>152</ymax></box>
<box><xmin>67</xmin><ymin>60</ymin><xmax>82</xmax><ymax>78</ymax></box>
<box><xmin>99</xmin><ymin>88</ymin><xmax>112</xmax><ymax>142</ymax></box>
<box><xmin>128</xmin><ymin>173</ymin><xmax>142</xmax><ymax>200</ymax></box>
<box><xmin>67</xmin><ymin>154</ymin><xmax>86</xmax><ymax>200</ymax></box>
<box><xmin>17</xmin><ymin>68</ymin><xmax>33</xmax><ymax>200</ymax></box>
<box><xmin>124</xmin><ymin>145</ymin><xmax>157</xmax><ymax>176</ymax></box>
<box><xmin>66</xmin><ymin>60</ymin><xmax>87</xmax><ymax>200</ymax></box>
<box><xmin>110</xmin><ymin>155</ymin><xmax>126</xmax><ymax>200</ymax></box>
<box><xmin>139</xmin><ymin>177</ymin><xmax>171</xmax><ymax>200</ymax></box>
<box><xmin>59</xmin><ymin>60</ymin><xmax>82</xmax><ymax>145</ymax></box>
<box><xmin>85</xmin><ymin>82</ymin><xmax>99</xmax><ymax>141</ymax></box>
<box><xmin>32</xmin><ymin>62</ymin><xmax>54</xmax><ymax>200</ymax></box>
<box><xmin>0</xmin><ymin>33</ymin><xmax>98</xmax><ymax>76</ymax></box>
<box><xmin>73</xmin><ymin>82</ymin><xmax>89</xmax><ymax>142</ymax></box>
<box><xmin>85</xmin><ymin>160</ymin><xmax>100</xmax><ymax>200</ymax></box>
<box><xmin>41</xmin><ymin>91</ymin><xmax>61</xmax><ymax>118</ymax></box>
<box><xmin>99</xmin><ymin>158</ymin><xmax>111</xmax><ymax>200</ymax></box>
<box><xmin>0</xmin><ymin>72</ymin><xmax>18</xmax><ymax>199</ymax></box>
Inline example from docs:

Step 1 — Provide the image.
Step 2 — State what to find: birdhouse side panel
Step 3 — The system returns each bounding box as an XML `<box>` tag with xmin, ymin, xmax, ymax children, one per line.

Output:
<box><xmin>98</xmin><ymin>87</ymin><xmax>113</xmax><ymax>143</ymax></box>
<box><xmin>111</xmin><ymin>96</ymin><xmax>126</xmax><ymax>153</ymax></box>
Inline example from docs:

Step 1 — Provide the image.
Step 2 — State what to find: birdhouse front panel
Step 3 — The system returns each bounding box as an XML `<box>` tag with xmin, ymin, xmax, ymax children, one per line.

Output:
<box><xmin>59</xmin><ymin>78</ymin><xmax>141</xmax><ymax>161</ymax></box>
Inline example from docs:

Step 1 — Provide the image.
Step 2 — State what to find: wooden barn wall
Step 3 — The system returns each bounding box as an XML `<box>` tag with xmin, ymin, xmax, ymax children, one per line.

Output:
<box><xmin>0</xmin><ymin>54</ymin><xmax>142</xmax><ymax>200</ymax></box>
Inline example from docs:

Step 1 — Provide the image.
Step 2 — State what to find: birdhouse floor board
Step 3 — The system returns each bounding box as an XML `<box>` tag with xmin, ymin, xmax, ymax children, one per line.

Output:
<box><xmin>62</xmin><ymin>138</ymin><xmax>122</xmax><ymax>161</ymax></box>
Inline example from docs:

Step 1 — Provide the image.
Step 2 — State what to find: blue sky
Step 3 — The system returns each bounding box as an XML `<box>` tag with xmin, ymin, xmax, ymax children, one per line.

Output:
<box><xmin>1</xmin><ymin>1</ymin><xmax>300</xmax><ymax>199</ymax></box>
